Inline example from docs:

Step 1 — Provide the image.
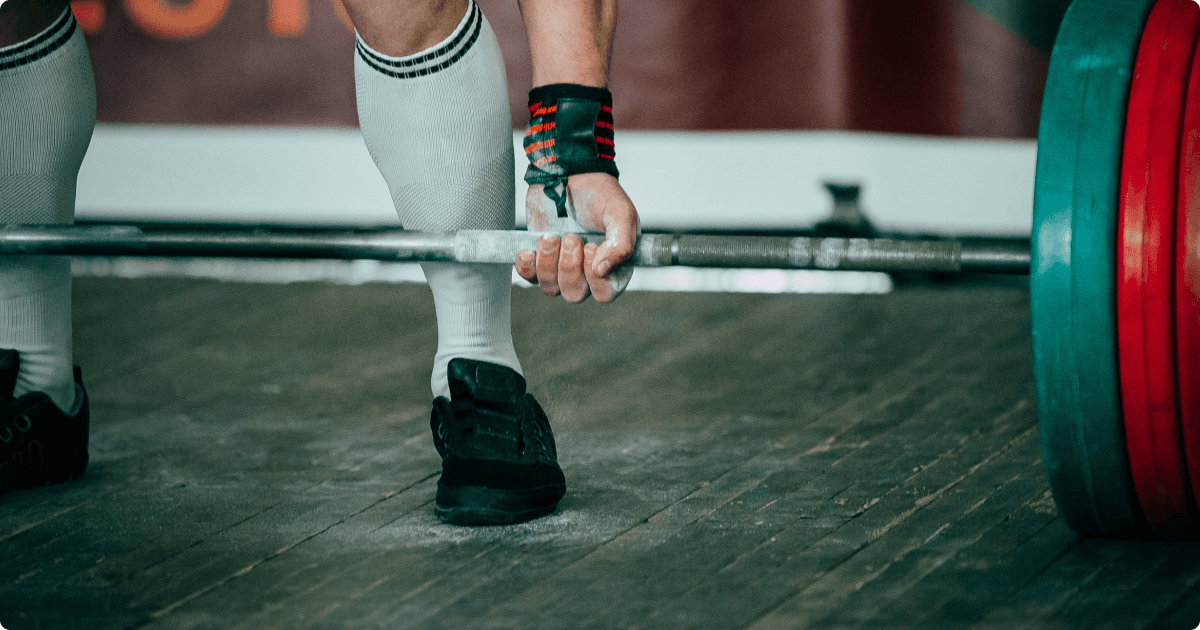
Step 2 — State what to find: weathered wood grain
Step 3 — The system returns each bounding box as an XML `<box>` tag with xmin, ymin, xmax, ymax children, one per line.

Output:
<box><xmin>0</xmin><ymin>277</ymin><xmax>1195</xmax><ymax>630</ymax></box>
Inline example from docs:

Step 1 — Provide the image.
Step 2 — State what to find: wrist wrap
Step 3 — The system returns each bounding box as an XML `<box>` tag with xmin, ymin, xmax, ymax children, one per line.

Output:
<box><xmin>523</xmin><ymin>83</ymin><xmax>619</xmax><ymax>217</ymax></box>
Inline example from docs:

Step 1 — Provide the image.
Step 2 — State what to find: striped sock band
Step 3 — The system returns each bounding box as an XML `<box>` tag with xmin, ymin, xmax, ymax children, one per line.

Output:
<box><xmin>354</xmin><ymin>0</ymin><xmax>482</xmax><ymax>79</ymax></box>
<box><xmin>0</xmin><ymin>7</ymin><xmax>77</xmax><ymax>71</ymax></box>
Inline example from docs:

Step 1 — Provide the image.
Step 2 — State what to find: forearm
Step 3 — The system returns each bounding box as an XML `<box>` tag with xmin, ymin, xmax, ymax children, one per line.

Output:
<box><xmin>516</xmin><ymin>0</ymin><xmax>616</xmax><ymax>88</ymax></box>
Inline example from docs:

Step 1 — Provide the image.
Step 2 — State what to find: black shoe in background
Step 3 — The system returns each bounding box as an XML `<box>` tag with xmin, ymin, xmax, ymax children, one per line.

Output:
<box><xmin>431</xmin><ymin>358</ymin><xmax>565</xmax><ymax>526</ymax></box>
<box><xmin>0</xmin><ymin>350</ymin><xmax>90</xmax><ymax>494</ymax></box>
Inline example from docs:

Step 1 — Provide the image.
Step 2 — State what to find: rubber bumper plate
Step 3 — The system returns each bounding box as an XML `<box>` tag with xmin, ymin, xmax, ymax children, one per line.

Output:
<box><xmin>1119</xmin><ymin>0</ymin><xmax>1198</xmax><ymax>536</ymax></box>
<box><xmin>1178</xmin><ymin>23</ymin><xmax>1200</xmax><ymax>513</ymax></box>
<box><xmin>1032</xmin><ymin>0</ymin><xmax>1155</xmax><ymax>535</ymax></box>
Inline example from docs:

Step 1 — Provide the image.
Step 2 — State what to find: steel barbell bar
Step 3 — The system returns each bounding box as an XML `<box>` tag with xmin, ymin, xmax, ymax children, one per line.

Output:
<box><xmin>0</xmin><ymin>224</ymin><xmax>1030</xmax><ymax>275</ymax></box>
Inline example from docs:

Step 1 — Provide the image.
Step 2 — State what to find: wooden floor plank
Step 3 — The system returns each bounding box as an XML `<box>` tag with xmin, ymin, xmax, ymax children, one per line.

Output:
<box><xmin>1</xmin><ymin>416</ymin><xmax>438</xmax><ymax>628</ymax></box>
<box><xmin>495</xmin><ymin>298</ymin><xmax>1033</xmax><ymax>630</ymax></box>
<box><xmin>217</xmin><ymin>415</ymin><xmax>787</xmax><ymax>629</ymax></box>
<box><xmin>1096</xmin><ymin>545</ymin><xmax>1200</xmax><ymax>630</ymax></box>
<box><xmin>965</xmin><ymin>538</ymin><xmax>1135</xmax><ymax>629</ymax></box>
<box><xmin>807</xmin><ymin>441</ymin><xmax>1050</xmax><ymax>629</ymax></box>
<box><xmin>1047</xmin><ymin>542</ymin><xmax>1175</xmax><ymax>629</ymax></box>
<box><xmin>1147</xmin><ymin>581</ymin><xmax>1200</xmax><ymax>630</ymax></box>
<box><xmin>229</xmin><ymin>286</ymin><xmax>1036</xmax><ymax>624</ymax></box>
<box><xmin>887</xmin><ymin>487</ymin><xmax>1062</xmax><ymax>628</ymax></box>
<box><xmin>730</xmin><ymin>422</ymin><xmax>1041</xmax><ymax>630</ymax></box>
<box><xmin>5</xmin><ymin>278</ymin><xmax>1197</xmax><ymax>630</ymax></box>
<box><xmin>124</xmin><ymin>445</ymin><xmax>440</xmax><ymax>620</ymax></box>
<box><xmin>212</xmin><ymin>292</ymin><xmax>1022</xmax><ymax>630</ymax></box>
<box><xmin>576</xmin><ymin>383</ymin><xmax>1031</xmax><ymax>629</ymax></box>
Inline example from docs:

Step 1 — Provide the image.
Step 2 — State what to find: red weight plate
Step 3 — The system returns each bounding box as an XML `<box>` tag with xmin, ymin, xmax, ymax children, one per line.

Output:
<box><xmin>1179</xmin><ymin>22</ymin><xmax>1200</xmax><ymax>514</ymax></box>
<box><xmin>1119</xmin><ymin>0</ymin><xmax>1198</xmax><ymax>535</ymax></box>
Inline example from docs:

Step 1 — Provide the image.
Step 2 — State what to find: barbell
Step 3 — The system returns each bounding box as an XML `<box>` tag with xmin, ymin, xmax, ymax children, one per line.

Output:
<box><xmin>1</xmin><ymin>0</ymin><xmax>1197</xmax><ymax>538</ymax></box>
<box><xmin>0</xmin><ymin>224</ymin><xmax>1031</xmax><ymax>275</ymax></box>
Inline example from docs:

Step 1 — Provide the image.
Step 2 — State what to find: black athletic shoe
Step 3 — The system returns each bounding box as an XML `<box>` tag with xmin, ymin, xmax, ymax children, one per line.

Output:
<box><xmin>431</xmin><ymin>358</ymin><xmax>566</xmax><ymax>526</ymax></box>
<box><xmin>0</xmin><ymin>350</ymin><xmax>89</xmax><ymax>494</ymax></box>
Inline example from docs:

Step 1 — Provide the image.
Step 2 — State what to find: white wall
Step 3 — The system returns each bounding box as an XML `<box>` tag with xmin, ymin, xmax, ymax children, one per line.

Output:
<box><xmin>76</xmin><ymin>125</ymin><xmax>1036</xmax><ymax>237</ymax></box>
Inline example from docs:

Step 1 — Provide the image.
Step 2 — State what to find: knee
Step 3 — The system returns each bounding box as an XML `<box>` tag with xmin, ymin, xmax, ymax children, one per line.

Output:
<box><xmin>341</xmin><ymin>0</ymin><xmax>469</xmax><ymax>57</ymax></box>
<box><xmin>0</xmin><ymin>0</ymin><xmax>71</xmax><ymax>47</ymax></box>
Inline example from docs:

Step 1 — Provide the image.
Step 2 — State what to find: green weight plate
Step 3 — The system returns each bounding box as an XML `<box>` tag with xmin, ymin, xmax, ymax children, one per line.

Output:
<box><xmin>1032</xmin><ymin>0</ymin><xmax>1154</xmax><ymax>535</ymax></box>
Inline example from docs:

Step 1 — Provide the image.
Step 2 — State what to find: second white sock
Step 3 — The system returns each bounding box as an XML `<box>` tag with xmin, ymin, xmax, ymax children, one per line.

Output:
<box><xmin>354</xmin><ymin>1</ymin><xmax>521</xmax><ymax>398</ymax></box>
<box><xmin>0</xmin><ymin>9</ymin><xmax>96</xmax><ymax>412</ymax></box>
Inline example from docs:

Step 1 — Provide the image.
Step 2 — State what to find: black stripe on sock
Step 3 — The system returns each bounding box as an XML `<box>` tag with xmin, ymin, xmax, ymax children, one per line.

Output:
<box><xmin>0</xmin><ymin>17</ymin><xmax>76</xmax><ymax>72</ymax></box>
<box><xmin>0</xmin><ymin>8</ymin><xmax>72</xmax><ymax>64</ymax></box>
<box><xmin>357</xmin><ymin>3</ymin><xmax>483</xmax><ymax>79</ymax></box>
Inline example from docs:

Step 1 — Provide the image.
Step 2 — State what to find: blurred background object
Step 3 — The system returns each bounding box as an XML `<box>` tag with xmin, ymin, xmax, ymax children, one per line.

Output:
<box><xmin>72</xmin><ymin>0</ymin><xmax>1063</xmax><ymax>237</ymax></box>
<box><xmin>78</xmin><ymin>0</ymin><xmax>1070</xmax><ymax>137</ymax></box>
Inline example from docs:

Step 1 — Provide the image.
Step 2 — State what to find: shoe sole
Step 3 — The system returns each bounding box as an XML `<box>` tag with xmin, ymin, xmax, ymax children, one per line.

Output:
<box><xmin>435</xmin><ymin>482</ymin><xmax>565</xmax><ymax>526</ymax></box>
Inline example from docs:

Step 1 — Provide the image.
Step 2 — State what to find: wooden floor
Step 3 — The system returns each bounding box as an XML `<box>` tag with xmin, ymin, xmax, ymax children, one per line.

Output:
<box><xmin>2</xmin><ymin>274</ymin><xmax>1199</xmax><ymax>629</ymax></box>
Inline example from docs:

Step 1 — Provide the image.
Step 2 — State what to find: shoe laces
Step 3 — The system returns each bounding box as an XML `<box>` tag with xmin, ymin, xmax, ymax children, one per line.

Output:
<box><xmin>444</xmin><ymin>394</ymin><xmax>534</xmax><ymax>456</ymax></box>
<box><xmin>449</xmin><ymin>396</ymin><xmax>478</xmax><ymax>436</ymax></box>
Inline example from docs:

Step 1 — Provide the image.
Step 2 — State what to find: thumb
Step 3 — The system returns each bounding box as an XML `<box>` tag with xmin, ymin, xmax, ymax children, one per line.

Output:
<box><xmin>593</xmin><ymin>212</ymin><xmax>638</xmax><ymax>277</ymax></box>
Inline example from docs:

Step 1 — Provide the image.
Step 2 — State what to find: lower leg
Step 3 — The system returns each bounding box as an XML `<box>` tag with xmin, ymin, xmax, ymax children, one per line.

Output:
<box><xmin>350</xmin><ymin>0</ymin><xmax>520</xmax><ymax>398</ymax></box>
<box><xmin>350</xmin><ymin>0</ymin><xmax>565</xmax><ymax>526</ymax></box>
<box><xmin>422</xmin><ymin>262</ymin><xmax>521</xmax><ymax>397</ymax></box>
<box><xmin>0</xmin><ymin>1</ymin><xmax>95</xmax><ymax>412</ymax></box>
<box><xmin>0</xmin><ymin>259</ymin><xmax>76</xmax><ymax>411</ymax></box>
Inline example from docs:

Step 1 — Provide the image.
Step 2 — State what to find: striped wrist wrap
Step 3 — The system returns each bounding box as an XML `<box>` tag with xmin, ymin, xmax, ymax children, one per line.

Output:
<box><xmin>523</xmin><ymin>84</ymin><xmax>619</xmax><ymax>217</ymax></box>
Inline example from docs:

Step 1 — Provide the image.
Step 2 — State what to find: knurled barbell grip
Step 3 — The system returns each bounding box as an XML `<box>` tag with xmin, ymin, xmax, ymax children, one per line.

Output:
<box><xmin>456</xmin><ymin>231</ymin><xmax>1007</xmax><ymax>274</ymax></box>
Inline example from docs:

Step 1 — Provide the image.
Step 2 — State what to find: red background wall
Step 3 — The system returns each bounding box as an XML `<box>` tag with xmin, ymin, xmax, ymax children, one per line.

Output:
<box><xmin>78</xmin><ymin>0</ymin><xmax>1054</xmax><ymax>137</ymax></box>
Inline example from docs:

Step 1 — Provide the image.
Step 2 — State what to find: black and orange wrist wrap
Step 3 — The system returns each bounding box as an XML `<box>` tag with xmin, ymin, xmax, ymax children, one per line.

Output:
<box><xmin>523</xmin><ymin>83</ymin><xmax>619</xmax><ymax>217</ymax></box>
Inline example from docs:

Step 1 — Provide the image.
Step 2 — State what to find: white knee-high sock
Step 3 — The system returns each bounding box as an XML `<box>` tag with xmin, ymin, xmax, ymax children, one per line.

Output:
<box><xmin>354</xmin><ymin>0</ymin><xmax>521</xmax><ymax>398</ymax></box>
<box><xmin>0</xmin><ymin>9</ymin><xmax>96</xmax><ymax>413</ymax></box>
